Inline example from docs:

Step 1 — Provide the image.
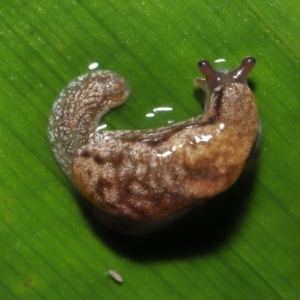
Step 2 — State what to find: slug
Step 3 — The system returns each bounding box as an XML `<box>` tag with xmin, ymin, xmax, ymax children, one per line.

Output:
<box><xmin>49</xmin><ymin>57</ymin><xmax>259</xmax><ymax>234</ymax></box>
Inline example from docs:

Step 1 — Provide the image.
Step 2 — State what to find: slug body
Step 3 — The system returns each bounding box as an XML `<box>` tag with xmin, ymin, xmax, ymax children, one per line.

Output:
<box><xmin>49</xmin><ymin>57</ymin><xmax>259</xmax><ymax>234</ymax></box>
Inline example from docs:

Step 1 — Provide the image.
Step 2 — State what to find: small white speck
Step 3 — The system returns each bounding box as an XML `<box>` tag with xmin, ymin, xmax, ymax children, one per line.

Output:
<box><xmin>107</xmin><ymin>270</ymin><xmax>123</xmax><ymax>283</ymax></box>
<box><xmin>156</xmin><ymin>150</ymin><xmax>173</xmax><ymax>157</ymax></box>
<box><xmin>194</xmin><ymin>134</ymin><xmax>213</xmax><ymax>143</ymax></box>
<box><xmin>88</xmin><ymin>62</ymin><xmax>99</xmax><ymax>70</ymax></box>
<box><xmin>214</xmin><ymin>58</ymin><xmax>226</xmax><ymax>63</ymax></box>
<box><xmin>96</xmin><ymin>124</ymin><xmax>108</xmax><ymax>131</ymax></box>
<box><xmin>153</xmin><ymin>107</ymin><xmax>173</xmax><ymax>112</ymax></box>
<box><xmin>146</xmin><ymin>113</ymin><xmax>155</xmax><ymax>117</ymax></box>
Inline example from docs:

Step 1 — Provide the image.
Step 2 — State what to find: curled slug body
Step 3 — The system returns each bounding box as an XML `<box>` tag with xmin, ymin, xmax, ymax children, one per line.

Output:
<box><xmin>49</xmin><ymin>57</ymin><xmax>259</xmax><ymax>234</ymax></box>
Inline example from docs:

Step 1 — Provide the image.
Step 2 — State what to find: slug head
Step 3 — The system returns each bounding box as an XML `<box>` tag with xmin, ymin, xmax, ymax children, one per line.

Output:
<box><xmin>195</xmin><ymin>57</ymin><xmax>256</xmax><ymax>105</ymax></box>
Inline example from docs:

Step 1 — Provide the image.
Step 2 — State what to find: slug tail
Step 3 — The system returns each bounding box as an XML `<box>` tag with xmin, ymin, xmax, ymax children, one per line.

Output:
<box><xmin>48</xmin><ymin>71</ymin><xmax>130</xmax><ymax>178</ymax></box>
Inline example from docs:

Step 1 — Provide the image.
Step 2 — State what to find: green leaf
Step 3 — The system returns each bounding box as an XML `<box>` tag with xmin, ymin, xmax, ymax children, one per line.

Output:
<box><xmin>1</xmin><ymin>1</ymin><xmax>299</xmax><ymax>299</ymax></box>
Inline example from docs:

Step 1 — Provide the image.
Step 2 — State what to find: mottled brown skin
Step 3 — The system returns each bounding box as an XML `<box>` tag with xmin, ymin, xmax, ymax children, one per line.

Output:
<box><xmin>73</xmin><ymin>83</ymin><xmax>258</xmax><ymax>221</ymax></box>
<box><xmin>49</xmin><ymin>57</ymin><xmax>259</xmax><ymax>234</ymax></box>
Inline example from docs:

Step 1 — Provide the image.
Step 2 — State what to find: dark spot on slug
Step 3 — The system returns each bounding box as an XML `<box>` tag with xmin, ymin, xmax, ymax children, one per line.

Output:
<box><xmin>95</xmin><ymin>178</ymin><xmax>113</xmax><ymax>199</ymax></box>
<box><xmin>143</xmin><ymin>139</ymin><xmax>164</xmax><ymax>147</ymax></box>
<box><xmin>214</xmin><ymin>88</ymin><xmax>224</xmax><ymax>113</ymax></box>
<box><xmin>81</xmin><ymin>150</ymin><xmax>91</xmax><ymax>158</ymax></box>
<box><xmin>94</xmin><ymin>155</ymin><xmax>103</xmax><ymax>164</ymax></box>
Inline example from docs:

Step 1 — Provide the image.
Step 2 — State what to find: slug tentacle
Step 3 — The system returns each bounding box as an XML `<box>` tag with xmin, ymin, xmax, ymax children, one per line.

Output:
<box><xmin>49</xmin><ymin>57</ymin><xmax>259</xmax><ymax>234</ymax></box>
<box><xmin>195</xmin><ymin>56</ymin><xmax>256</xmax><ymax>108</ymax></box>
